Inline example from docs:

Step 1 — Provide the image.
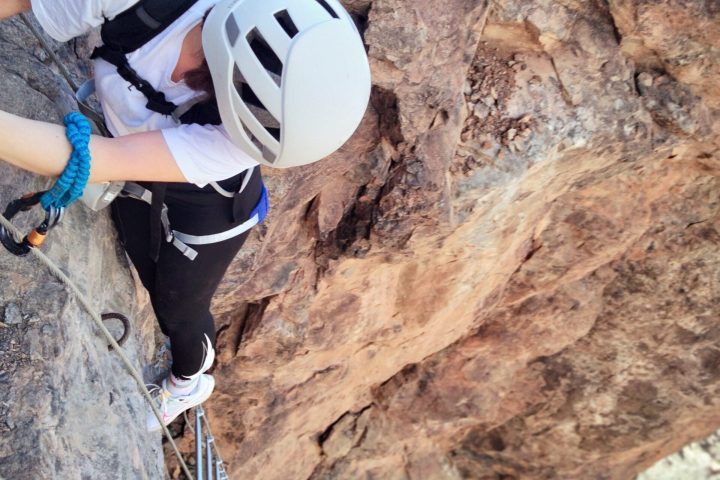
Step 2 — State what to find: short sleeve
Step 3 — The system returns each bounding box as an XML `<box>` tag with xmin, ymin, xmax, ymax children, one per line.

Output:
<box><xmin>161</xmin><ymin>124</ymin><xmax>259</xmax><ymax>186</ymax></box>
<box><xmin>30</xmin><ymin>0</ymin><xmax>138</xmax><ymax>42</ymax></box>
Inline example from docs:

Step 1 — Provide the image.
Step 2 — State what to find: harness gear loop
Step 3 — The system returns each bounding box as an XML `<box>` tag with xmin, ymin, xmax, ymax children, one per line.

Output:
<box><xmin>0</xmin><ymin>192</ymin><xmax>64</xmax><ymax>257</ymax></box>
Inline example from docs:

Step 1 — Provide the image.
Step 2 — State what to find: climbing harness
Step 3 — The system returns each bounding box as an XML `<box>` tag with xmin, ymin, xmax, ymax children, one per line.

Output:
<box><xmin>120</xmin><ymin>169</ymin><xmax>268</xmax><ymax>261</ymax></box>
<box><xmin>80</xmin><ymin>1</ymin><xmax>272</xmax><ymax>260</ymax></box>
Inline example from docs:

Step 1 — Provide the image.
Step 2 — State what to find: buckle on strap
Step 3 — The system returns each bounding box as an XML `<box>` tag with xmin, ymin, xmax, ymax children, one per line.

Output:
<box><xmin>121</xmin><ymin>182</ymin><xmax>172</xmax><ymax>241</ymax></box>
<box><xmin>172</xmin><ymin>237</ymin><xmax>198</xmax><ymax>261</ymax></box>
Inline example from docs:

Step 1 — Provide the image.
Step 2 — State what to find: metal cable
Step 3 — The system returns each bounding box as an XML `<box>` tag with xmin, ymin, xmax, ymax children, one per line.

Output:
<box><xmin>19</xmin><ymin>13</ymin><xmax>80</xmax><ymax>92</ymax></box>
<box><xmin>0</xmin><ymin>213</ymin><xmax>195</xmax><ymax>480</ymax></box>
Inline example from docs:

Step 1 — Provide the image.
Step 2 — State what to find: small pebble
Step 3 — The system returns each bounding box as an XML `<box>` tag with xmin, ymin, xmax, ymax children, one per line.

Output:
<box><xmin>513</xmin><ymin>138</ymin><xmax>527</xmax><ymax>151</ymax></box>
<box><xmin>473</xmin><ymin>103</ymin><xmax>490</xmax><ymax>118</ymax></box>
<box><xmin>463</xmin><ymin>79</ymin><xmax>473</xmax><ymax>96</ymax></box>
<box><xmin>638</xmin><ymin>72</ymin><xmax>654</xmax><ymax>88</ymax></box>
<box><xmin>3</xmin><ymin>304</ymin><xmax>22</xmax><ymax>326</ymax></box>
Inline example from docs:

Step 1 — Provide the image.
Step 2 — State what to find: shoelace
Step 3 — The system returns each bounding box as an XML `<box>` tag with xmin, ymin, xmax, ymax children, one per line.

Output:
<box><xmin>146</xmin><ymin>383</ymin><xmax>172</xmax><ymax>416</ymax></box>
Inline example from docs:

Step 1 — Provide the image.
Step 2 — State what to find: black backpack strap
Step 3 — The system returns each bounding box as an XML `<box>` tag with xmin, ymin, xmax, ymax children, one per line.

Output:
<box><xmin>178</xmin><ymin>101</ymin><xmax>222</xmax><ymax>125</ymax></box>
<box><xmin>91</xmin><ymin>45</ymin><xmax>177</xmax><ymax>115</ymax></box>
<box><xmin>90</xmin><ymin>0</ymin><xmax>201</xmax><ymax>117</ymax></box>
<box><xmin>100</xmin><ymin>0</ymin><xmax>200</xmax><ymax>54</ymax></box>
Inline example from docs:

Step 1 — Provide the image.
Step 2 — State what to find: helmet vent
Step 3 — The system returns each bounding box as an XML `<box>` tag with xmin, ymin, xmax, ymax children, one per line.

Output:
<box><xmin>315</xmin><ymin>0</ymin><xmax>339</xmax><ymax>19</ymax></box>
<box><xmin>225</xmin><ymin>14</ymin><xmax>240</xmax><ymax>46</ymax></box>
<box><xmin>233</xmin><ymin>64</ymin><xmax>281</xmax><ymax>142</ymax></box>
<box><xmin>240</xmin><ymin>120</ymin><xmax>266</xmax><ymax>156</ymax></box>
<box><xmin>246</xmin><ymin>28</ymin><xmax>283</xmax><ymax>79</ymax></box>
<box><xmin>274</xmin><ymin>10</ymin><xmax>299</xmax><ymax>38</ymax></box>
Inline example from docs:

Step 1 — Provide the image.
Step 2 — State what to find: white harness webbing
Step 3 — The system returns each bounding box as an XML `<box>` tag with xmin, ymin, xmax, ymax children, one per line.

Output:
<box><xmin>121</xmin><ymin>166</ymin><xmax>256</xmax><ymax>261</ymax></box>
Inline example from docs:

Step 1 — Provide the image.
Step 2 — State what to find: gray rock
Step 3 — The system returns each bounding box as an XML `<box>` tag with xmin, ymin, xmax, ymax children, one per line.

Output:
<box><xmin>0</xmin><ymin>15</ymin><xmax>163</xmax><ymax>480</ymax></box>
<box><xmin>3</xmin><ymin>303</ymin><xmax>22</xmax><ymax>325</ymax></box>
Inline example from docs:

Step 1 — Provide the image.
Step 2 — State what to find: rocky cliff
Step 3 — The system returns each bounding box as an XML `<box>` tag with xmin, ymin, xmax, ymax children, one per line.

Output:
<box><xmin>0</xmin><ymin>1</ymin><xmax>718</xmax><ymax>479</ymax></box>
<box><xmin>0</xmin><ymin>16</ymin><xmax>164</xmax><ymax>480</ymax></box>
<box><xmin>204</xmin><ymin>0</ymin><xmax>720</xmax><ymax>479</ymax></box>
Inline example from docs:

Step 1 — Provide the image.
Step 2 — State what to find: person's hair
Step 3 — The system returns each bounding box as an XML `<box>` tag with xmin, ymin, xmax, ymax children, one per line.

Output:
<box><xmin>184</xmin><ymin>60</ymin><xmax>214</xmax><ymax>99</ymax></box>
<box><xmin>184</xmin><ymin>9</ymin><xmax>215</xmax><ymax>99</ymax></box>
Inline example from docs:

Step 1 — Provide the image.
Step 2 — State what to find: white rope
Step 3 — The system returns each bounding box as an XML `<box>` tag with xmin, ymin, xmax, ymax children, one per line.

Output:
<box><xmin>0</xmin><ymin>212</ymin><xmax>195</xmax><ymax>480</ymax></box>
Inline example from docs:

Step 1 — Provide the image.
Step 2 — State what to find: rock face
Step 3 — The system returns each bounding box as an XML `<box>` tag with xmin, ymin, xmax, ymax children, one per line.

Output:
<box><xmin>201</xmin><ymin>0</ymin><xmax>720</xmax><ymax>479</ymax></box>
<box><xmin>639</xmin><ymin>430</ymin><xmax>720</xmax><ymax>480</ymax></box>
<box><xmin>0</xmin><ymin>16</ymin><xmax>163</xmax><ymax>480</ymax></box>
<box><xmin>0</xmin><ymin>1</ymin><xmax>718</xmax><ymax>479</ymax></box>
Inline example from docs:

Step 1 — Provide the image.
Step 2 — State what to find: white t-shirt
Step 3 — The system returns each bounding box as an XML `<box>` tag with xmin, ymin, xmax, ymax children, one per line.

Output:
<box><xmin>29</xmin><ymin>0</ymin><xmax>258</xmax><ymax>186</ymax></box>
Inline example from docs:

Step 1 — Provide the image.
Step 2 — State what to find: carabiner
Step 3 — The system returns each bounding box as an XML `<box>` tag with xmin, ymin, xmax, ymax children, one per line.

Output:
<box><xmin>0</xmin><ymin>192</ymin><xmax>64</xmax><ymax>257</ymax></box>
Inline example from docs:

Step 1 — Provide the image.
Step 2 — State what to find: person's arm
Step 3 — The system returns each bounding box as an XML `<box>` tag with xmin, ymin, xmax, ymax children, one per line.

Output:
<box><xmin>0</xmin><ymin>0</ymin><xmax>31</xmax><ymax>20</ymax></box>
<box><xmin>0</xmin><ymin>110</ymin><xmax>187</xmax><ymax>183</ymax></box>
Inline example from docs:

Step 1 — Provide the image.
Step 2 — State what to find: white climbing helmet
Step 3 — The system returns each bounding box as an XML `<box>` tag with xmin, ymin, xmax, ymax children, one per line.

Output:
<box><xmin>202</xmin><ymin>0</ymin><xmax>371</xmax><ymax>168</ymax></box>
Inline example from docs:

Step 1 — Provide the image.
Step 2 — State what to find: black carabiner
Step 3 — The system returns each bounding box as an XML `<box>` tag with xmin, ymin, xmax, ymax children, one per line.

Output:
<box><xmin>0</xmin><ymin>192</ymin><xmax>64</xmax><ymax>257</ymax></box>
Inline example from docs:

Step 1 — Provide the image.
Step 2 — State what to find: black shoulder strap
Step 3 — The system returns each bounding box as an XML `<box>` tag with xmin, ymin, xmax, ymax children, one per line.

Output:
<box><xmin>100</xmin><ymin>0</ymin><xmax>200</xmax><ymax>54</ymax></box>
<box><xmin>90</xmin><ymin>0</ymin><xmax>221</xmax><ymax>123</ymax></box>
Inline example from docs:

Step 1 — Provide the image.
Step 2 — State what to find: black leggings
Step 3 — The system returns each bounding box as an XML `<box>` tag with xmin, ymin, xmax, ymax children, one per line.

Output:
<box><xmin>111</xmin><ymin>168</ymin><xmax>262</xmax><ymax>378</ymax></box>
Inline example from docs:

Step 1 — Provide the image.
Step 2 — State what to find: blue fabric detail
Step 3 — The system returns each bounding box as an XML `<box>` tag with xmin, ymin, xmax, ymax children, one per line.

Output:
<box><xmin>41</xmin><ymin>112</ymin><xmax>92</xmax><ymax>210</ymax></box>
<box><xmin>250</xmin><ymin>184</ymin><xmax>269</xmax><ymax>223</ymax></box>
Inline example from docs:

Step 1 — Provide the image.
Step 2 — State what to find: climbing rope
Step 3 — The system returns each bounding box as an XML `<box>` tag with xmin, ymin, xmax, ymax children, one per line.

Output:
<box><xmin>0</xmin><ymin>213</ymin><xmax>195</xmax><ymax>480</ymax></box>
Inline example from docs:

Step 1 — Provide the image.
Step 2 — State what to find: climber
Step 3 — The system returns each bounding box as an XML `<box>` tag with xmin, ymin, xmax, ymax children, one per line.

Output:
<box><xmin>0</xmin><ymin>0</ymin><xmax>370</xmax><ymax>431</ymax></box>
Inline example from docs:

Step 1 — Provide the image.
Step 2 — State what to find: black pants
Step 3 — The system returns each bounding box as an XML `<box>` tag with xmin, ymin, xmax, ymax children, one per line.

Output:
<box><xmin>111</xmin><ymin>168</ymin><xmax>263</xmax><ymax>378</ymax></box>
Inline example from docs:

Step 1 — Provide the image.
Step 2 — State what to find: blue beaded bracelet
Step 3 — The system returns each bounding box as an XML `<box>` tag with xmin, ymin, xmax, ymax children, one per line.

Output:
<box><xmin>41</xmin><ymin>112</ymin><xmax>92</xmax><ymax>210</ymax></box>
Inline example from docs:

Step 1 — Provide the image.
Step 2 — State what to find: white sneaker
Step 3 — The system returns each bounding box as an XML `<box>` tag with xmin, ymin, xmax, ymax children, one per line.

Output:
<box><xmin>146</xmin><ymin>374</ymin><xmax>215</xmax><ymax>432</ymax></box>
